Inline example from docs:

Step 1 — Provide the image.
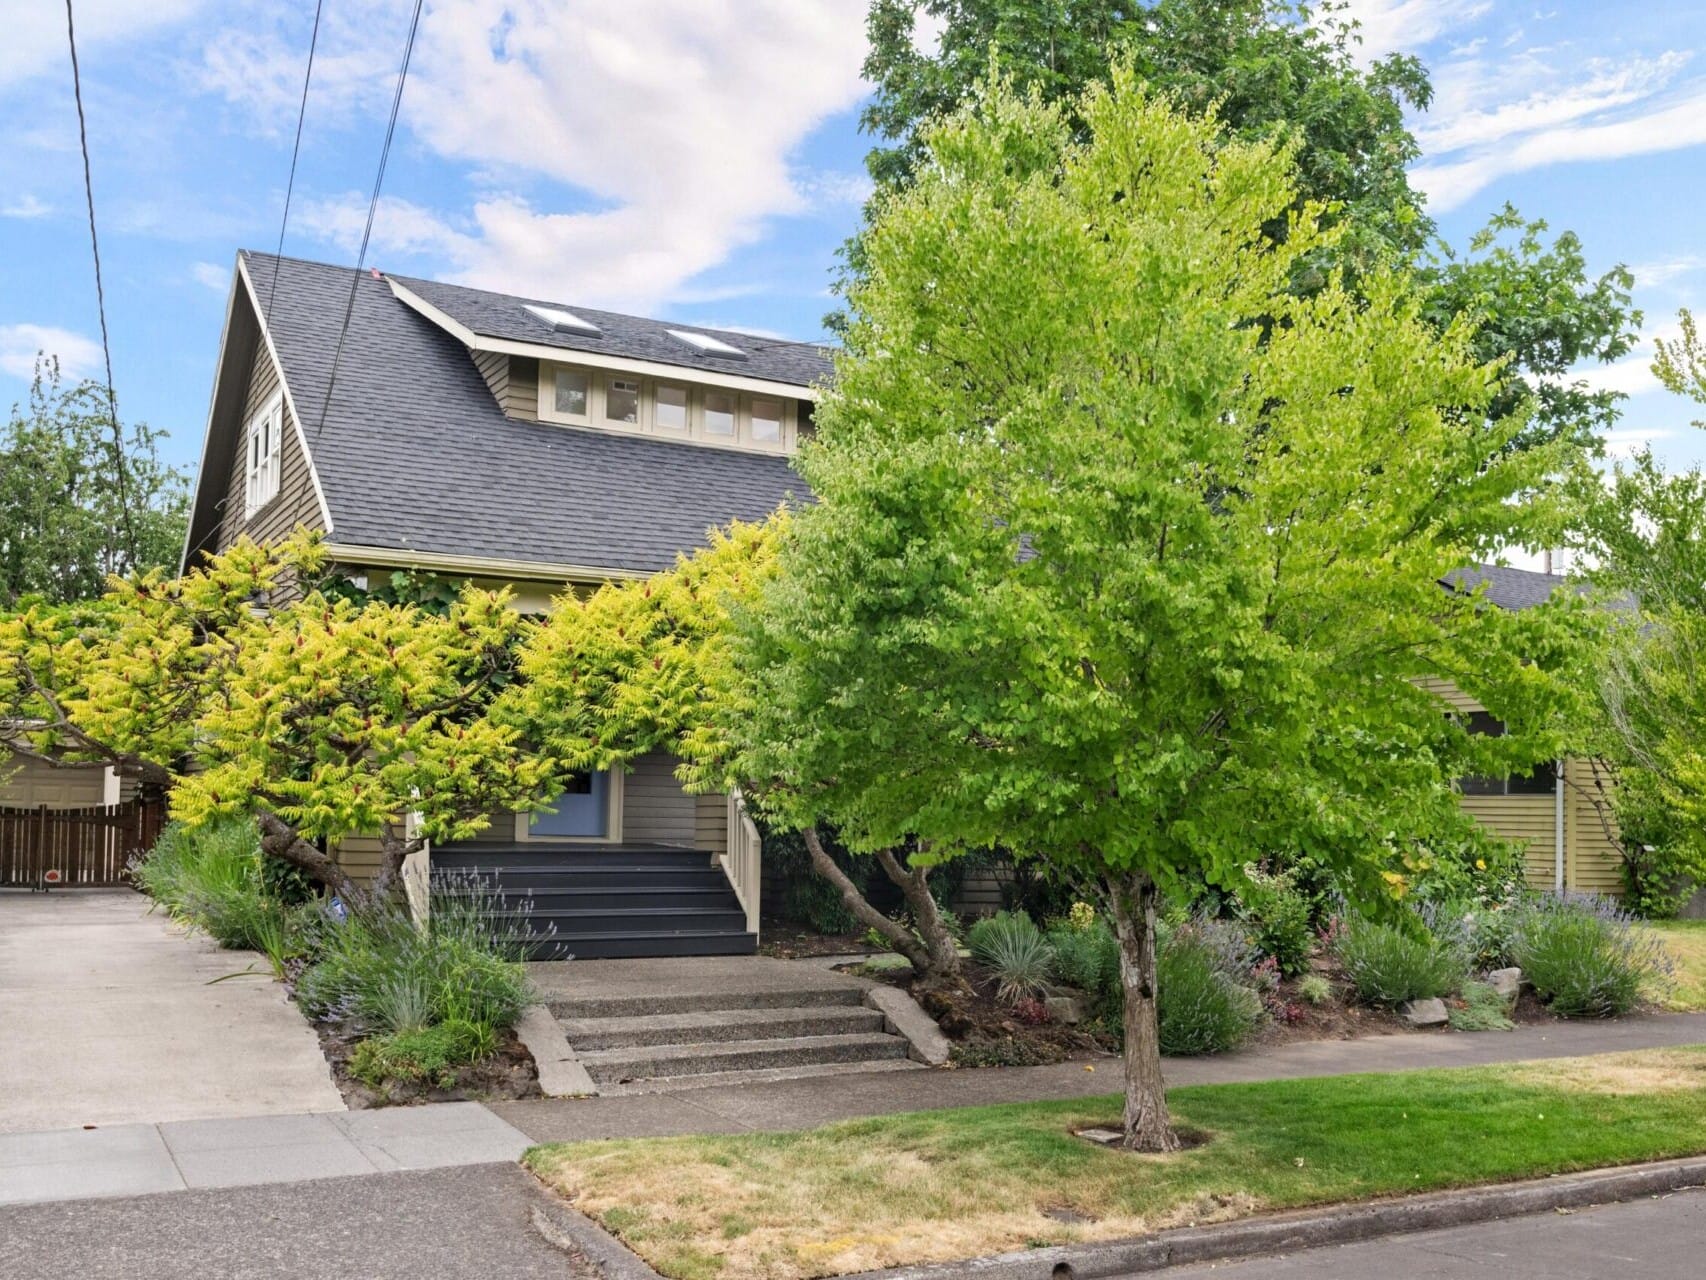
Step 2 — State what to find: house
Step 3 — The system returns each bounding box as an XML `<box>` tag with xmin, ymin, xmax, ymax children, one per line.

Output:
<box><xmin>181</xmin><ymin>250</ymin><xmax>831</xmax><ymax>956</ymax></box>
<box><xmin>177</xmin><ymin>251</ymin><xmax>1626</xmax><ymax>956</ymax></box>
<box><xmin>1433</xmin><ymin>564</ymin><xmax>1624</xmax><ymax>897</ymax></box>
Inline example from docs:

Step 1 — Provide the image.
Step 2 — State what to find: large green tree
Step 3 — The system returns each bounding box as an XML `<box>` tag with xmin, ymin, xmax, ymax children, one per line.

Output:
<box><xmin>853</xmin><ymin>0</ymin><xmax>1639</xmax><ymax>454</ymax></box>
<box><xmin>0</xmin><ymin>360</ymin><xmax>189</xmax><ymax>604</ymax></box>
<box><xmin>740</xmin><ymin>71</ymin><xmax>1590</xmax><ymax>1150</ymax></box>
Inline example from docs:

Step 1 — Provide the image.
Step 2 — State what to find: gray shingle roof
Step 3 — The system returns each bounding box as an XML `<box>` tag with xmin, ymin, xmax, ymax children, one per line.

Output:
<box><xmin>1441</xmin><ymin>564</ymin><xmax>1567</xmax><ymax>610</ymax></box>
<box><xmin>241</xmin><ymin>251</ymin><xmax>807</xmax><ymax>575</ymax></box>
<box><xmin>390</xmin><ymin>274</ymin><xmax>835</xmax><ymax>388</ymax></box>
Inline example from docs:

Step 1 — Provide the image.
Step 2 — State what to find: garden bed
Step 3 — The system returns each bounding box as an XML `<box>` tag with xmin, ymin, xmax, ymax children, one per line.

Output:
<box><xmin>528</xmin><ymin>1045</ymin><xmax>1706</xmax><ymax>1280</ymax></box>
<box><xmin>313</xmin><ymin>1018</ymin><xmax>540</xmax><ymax>1108</ymax></box>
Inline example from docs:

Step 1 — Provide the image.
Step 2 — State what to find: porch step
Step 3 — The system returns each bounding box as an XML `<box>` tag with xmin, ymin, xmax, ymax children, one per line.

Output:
<box><xmin>549</xmin><ymin>983</ymin><xmax>868</xmax><ymax>1020</ymax></box>
<box><xmin>430</xmin><ymin>842</ymin><xmax>753</xmax><ymax>960</ymax></box>
<box><xmin>591</xmin><ymin>1058</ymin><xmax>928</xmax><ymax>1096</ymax></box>
<box><xmin>561</xmin><ymin>1004</ymin><xmax>887</xmax><ymax>1050</ymax></box>
<box><xmin>576</xmin><ymin>1032</ymin><xmax>911</xmax><ymax>1084</ymax></box>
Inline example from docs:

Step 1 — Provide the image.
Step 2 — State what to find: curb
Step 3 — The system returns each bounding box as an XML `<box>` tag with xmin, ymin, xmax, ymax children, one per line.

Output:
<box><xmin>530</xmin><ymin>1189</ymin><xmax>666</xmax><ymax>1279</ymax></box>
<box><xmin>851</xmin><ymin>1155</ymin><xmax>1706</xmax><ymax>1278</ymax></box>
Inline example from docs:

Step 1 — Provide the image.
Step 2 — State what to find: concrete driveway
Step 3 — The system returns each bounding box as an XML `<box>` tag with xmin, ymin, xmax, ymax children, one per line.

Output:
<box><xmin>0</xmin><ymin>889</ymin><xmax>343</xmax><ymax>1133</ymax></box>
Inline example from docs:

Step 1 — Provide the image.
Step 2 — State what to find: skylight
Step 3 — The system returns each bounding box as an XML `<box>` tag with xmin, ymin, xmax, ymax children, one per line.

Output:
<box><xmin>524</xmin><ymin>303</ymin><xmax>601</xmax><ymax>335</ymax></box>
<box><xmin>667</xmin><ymin>328</ymin><xmax>746</xmax><ymax>358</ymax></box>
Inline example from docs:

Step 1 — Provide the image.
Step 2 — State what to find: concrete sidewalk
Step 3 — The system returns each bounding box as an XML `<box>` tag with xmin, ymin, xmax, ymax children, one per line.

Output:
<box><xmin>0</xmin><ymin>889</ymin><xmax>343</xmax><ymax>1133</ymax></box>
<box><xmin>493</xmin><ymin>1010</ymin><xmax>1706</xmax><ymax>1142</ymax></box>
<box><xmin>0</xmin><ymin>1102</ymin><xmax>532</xmax><ymax>1207</ymax></box>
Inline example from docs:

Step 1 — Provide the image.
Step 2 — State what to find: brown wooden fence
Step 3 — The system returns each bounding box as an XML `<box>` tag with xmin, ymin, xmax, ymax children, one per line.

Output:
<box><xmin>0</xmin><ymin>799</ymin><xmax>167</xmax><ymax>887</ymax></box>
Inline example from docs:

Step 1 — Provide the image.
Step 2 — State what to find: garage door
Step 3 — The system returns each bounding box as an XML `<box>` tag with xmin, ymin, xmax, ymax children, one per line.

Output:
<box><xmin>0</xmin><ymin>756</ymin><xmax>111</xmax><ymax>808</ymax></box>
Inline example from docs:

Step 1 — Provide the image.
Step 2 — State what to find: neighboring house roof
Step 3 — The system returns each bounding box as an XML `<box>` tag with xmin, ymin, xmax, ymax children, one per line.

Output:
<box><xmin>189</xmin><ymin>252</ymin><xmax>811</xmax><ymax>578</ymax></box>
<box><xmin>390</xmin><ymin>274</ymin><xmax>835</xmax><ymax>389</ymax></box>
<box><xmin>1441</xmin><ymin>564</ymin><xmax>1567</xmax><ymax>610</ymax></box>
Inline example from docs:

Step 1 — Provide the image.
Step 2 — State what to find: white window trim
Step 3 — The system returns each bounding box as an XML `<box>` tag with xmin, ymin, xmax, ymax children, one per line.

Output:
<box><xmin>535</xmin><ymin>360</ymin><xmax>796</xmax><ymax>454</ymax></box>
<box><xmin>243</xmin><ymin>392</ymin><xmax>284</xmax><ymax>518</ymax></box>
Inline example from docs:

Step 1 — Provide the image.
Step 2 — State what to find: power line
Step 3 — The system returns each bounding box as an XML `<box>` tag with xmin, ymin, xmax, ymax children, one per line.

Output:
<box><xmin>64</xmin><ymin>0</ymin><xmax>139</xmax><ymax>569</ymax></box>
<box><xmin>264</xmin><ymin>0</ymin><xmax>326</xmax><ymax>330</ymax></box>
<box><xmin>310</xmin><ymin>0</ymin><xmax>425</xmax><ymax>454</ymax></box>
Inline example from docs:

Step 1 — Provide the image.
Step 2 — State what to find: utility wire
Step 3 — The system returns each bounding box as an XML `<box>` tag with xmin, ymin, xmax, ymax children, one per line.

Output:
<box><xmin>264</xmin><ymin>0</ymin><xmax>325</xmax><ymax>329</ymax></box>
<box><xmin>64</xmin><ymin>0</ymin><xmax>140</xmax><ymax>569</ymax></box>
<box><xmin>310</xmin><ymin>0</ymin><xmax>426</xmax><ymax>453</ymax></box>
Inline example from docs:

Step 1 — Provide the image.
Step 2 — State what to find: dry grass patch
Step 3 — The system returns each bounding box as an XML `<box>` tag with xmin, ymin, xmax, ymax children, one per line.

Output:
<box><xmin>1507</xmin><ymin>1046</ymin><xmax>1706</xmax><ymax>1095</ymax></box>
<box><xmin>1648</xmin><ymin>922</ymin><xmax>1706</xmax><ymax>1011</ymax></box>
<box><xmin>527</xmin><ymin>1046</ymin><xmax>1706</xmax><ymax>1280</ymax></box>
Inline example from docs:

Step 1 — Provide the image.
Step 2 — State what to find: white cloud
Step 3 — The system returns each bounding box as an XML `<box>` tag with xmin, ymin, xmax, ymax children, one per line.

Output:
<box><xmin>1552</xmin><ymin>319</ymin><xmax>1690</xmax><ymax>402</ymax></box>
<box><xmin>1631</xmin><ymin>255</ymin><xmax>1706</xmax><ymax>289</ymax></box>
<box><xmin>189</xmin><ymin>260</ymin><xmax>229</xmax><ymax>292</ymax></box>
<box><xmin>1335</xmin><ymin>0</ymin><xmax>1491</xmax><ymax>63</ymax></box>
<box><xmin>0</xmin><ymin>324</ymin><xmax>103</xmax><ymax>381</ymax></box>
<box><xmin>0</xmin><ymin>0</ymin><xmax>204</xmax><ymax>89</ymax></box>
<box><xmin>257</xmin><ymin>1</ymin><xmax>869</xmax><ymax>313</ymax></box>
<box><xmin>1415</xmin><ymin>82</ymin><xmax>1706</xmax><ymax>212</ymax></box>
<box><xmin>1</xmin><ymin>194</ymin><xmax>51</xmax><ymax>219</ymax></box>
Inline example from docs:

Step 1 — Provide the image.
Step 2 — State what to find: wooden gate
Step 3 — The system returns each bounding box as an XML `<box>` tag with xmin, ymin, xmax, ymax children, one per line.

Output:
<box><xmin>0</xmin><ymin>799</ymin><xmax>167</xmax><ymax>887</ymax></box>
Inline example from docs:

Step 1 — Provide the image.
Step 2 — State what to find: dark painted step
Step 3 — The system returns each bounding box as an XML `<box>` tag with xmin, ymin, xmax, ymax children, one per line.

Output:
<box><xmin>479</xmin><ymin>906</ymin><xmax>749</xmax><ymax>936</ymax></box>
<box><xmin>509</xmin><ymin>930</ymin><xmax>757</xmax><ymax>960</ymax></box>
<box><xmin>433</xmin><ymin>865</ymin><xmax>730</xmax><ymax>891</ymax></box>
<box><xmin>548</xmin><ymin>984</ymin><xmax>867</xmax><ymax>1020</ymax></box>
<box><xmin>434</xmin><ymin>845</ymin><xmax>714</xmax><ymax>870</ymax></box>
<box><xmin>577</xmin><ymin>1032</ymin><xmax>910</xmax><ymax>1083</ymax></box>
<box><xmin>561</xmin><ymin>1004</ymin><xmax>886</xmax><ymax>1050</ymax></box>
<box><xmin>436</xmin><ymin>885</ymin><xmax>737</xmax><ymax>911</ymax></box>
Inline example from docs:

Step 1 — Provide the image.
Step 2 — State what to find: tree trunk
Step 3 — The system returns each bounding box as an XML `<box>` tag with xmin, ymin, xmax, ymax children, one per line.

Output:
<box><xmin>874</xmin><ymin>845</ymin><xmax>962</xmax><ymax>978</ymax></box>
<box><xmin>368</xmin><ymin>823</ymin><xmax>419</xmax><ymax>903</ymax></box>
<box><xmin>800</xmin><ymin>827</ymin><xmax>943</xmax><ymax>976</ymax></box>
<box><xmin>256</xmin><ymin>811</ymin><xmax>357</xmax><ymax>902</ymax></box>
<box><xmin>1107</xmin><ymin>870</ymin><xmax>1180</xmax><ymax>1153</ymax></box>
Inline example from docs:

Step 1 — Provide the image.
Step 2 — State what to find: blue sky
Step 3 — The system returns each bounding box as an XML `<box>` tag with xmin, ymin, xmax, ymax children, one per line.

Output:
<box><xmin>2</xmin><ymin>0</ymin><xmax>1704</xmax><ymax>479</ymax></box>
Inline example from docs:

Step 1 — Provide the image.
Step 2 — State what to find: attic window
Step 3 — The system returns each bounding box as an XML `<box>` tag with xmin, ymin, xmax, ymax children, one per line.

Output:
<box><xmin>243</xmin><ymin>394</ymin><xmax>283</xmax><ymax>518</ymax></box>
<box><xmin>666</xmin><ymin>328</ymin><xmax>746</xmax><ymax>358</ymax></box>
<box><xmin>524</xmin><ymin>303</ymin><xmax>601</xmax><ymax>335</ymax></box>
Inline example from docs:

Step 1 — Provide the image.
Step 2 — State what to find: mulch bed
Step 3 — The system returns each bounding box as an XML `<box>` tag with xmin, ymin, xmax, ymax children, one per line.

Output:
<box><xmin>860</xmin><ymin>963</ymin><xmax>1116</xmax><ymax>1067</ymax></box>
<box><xmin>760</xmin><ymin>921</ymin><xmax>882</xmax><ymax>959</ymax></box>
<box><xmin>312</xmin><ymin>1019</ymin><xmax>541</xmax><ymax>1108</ymax></box>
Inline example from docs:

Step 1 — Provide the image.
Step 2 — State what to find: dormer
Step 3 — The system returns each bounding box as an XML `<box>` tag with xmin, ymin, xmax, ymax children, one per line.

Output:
<box><xmin>384</xmin><ymin>275</ymin><xmax>829</xmax><ymax>457</ymax></box>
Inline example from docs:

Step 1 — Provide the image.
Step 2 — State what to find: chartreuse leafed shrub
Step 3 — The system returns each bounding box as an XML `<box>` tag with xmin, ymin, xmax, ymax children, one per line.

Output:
<box><xmin>1513</xmin><ymin>894</ymin><xmax>1675</xmax><ymax>1018</ymax></box>
<box><xmin>1155</xmin><ymin>922</ymin><xmax>1263</xmax><ymax>1056</ymax></box>
<box><xmin>1334</xmin><ymin>917</ymin><xmax>1466</xmax><ymax>1007</ymax></box>
<box><xmin>1297</xmin><ymin>974</ymin><xmax>1333</xmax><ymax>1006</ymax></box>
<box><xmin>967</xmin><ymin>911</ymin><xmax>1056</xmax><ymax>1003</ymax></box>
<box><xmin>295</xmin><ymin>881</ymin><xmax>534</xmax><ymax>1040</ymax></box>
<box><xmin>133</xmin><ymin>817</ymin><xmax>299</xmax><ymax>962</ymax></box>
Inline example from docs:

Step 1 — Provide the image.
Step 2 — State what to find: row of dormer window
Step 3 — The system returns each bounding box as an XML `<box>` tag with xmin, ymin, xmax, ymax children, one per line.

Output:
<box><xmin>537</xmin><ymin>361</ymin><xmax>797</xmax><ymax>452</ymax></box>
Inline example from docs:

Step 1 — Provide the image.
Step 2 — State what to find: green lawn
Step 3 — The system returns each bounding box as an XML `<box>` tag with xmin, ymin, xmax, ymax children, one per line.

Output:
<box><xmin>1649</xmin><ymin>920</ymin><xmax>1706</xmax><ymax>1011</ymax></box>
<box><xmin>527</xmin><ymin>1047</ymin><xmax>1706</xmax><ymax>1280</ymax></box>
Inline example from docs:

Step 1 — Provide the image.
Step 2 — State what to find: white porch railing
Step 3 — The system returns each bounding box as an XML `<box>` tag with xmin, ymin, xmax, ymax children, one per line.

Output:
<box><xmin>402</xmin><ymin>810</ymin><xmax>431</xmax><ymax>926</ymax></box>
<box><xmin>722</xmin><ymin>788</ymin><xmax>762</xmax><ymax>936</ymax></box>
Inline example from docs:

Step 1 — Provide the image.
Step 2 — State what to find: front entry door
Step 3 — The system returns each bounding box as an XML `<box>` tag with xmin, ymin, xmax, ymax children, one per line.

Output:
<box><xmin>528</xmin><ymin>772</ymin><xmax>611</xmax><ymax>839</ymax></box>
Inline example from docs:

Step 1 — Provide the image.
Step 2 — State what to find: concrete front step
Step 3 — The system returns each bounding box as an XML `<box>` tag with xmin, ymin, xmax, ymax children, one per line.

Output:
<box><xmin>577</xmin><ymin>1031</ymin><xmax>912</xmax><ymax>1083</ymax></box>
<box><xmin>591</xmin><ymin>1056</ymin><xmax>930</xmax><ymax>1096</ymax></box>
<box><xmin>502</xmin><ymin>930</ymin><xmax>757</xmax><ymax>961</ymax></box>
<box><xmin>562</xmin><ymin>1003</ymin><xmax>888</xmax><ymax>1050</ymax></box>
<box><xmin>548</xmin><ymin>982</ymin><xmax>868</xmax><ymax>1020</ymax></box>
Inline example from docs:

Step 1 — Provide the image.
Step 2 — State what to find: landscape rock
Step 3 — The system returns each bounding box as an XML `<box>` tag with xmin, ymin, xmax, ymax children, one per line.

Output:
<box><xmin>1045</xmin><ymin>995</ymin><xmax>1088</xmax><ymax>1025</ymax></box>
<box><xmin>1401</xmin><ymin>997</ymin><xmax>1449</xmax><ymax>1028</ymax></box>
<box><xmin>1486</xmin><ymin>968</ymin><xmax>1523</xmax><ymax>1002</ymax></box>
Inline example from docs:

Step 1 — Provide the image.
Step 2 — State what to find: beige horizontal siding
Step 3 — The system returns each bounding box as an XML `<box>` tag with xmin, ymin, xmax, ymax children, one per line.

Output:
<box><xmin>331</xmin><ymin>835</ymin><xmax>385</xmax><ymax>885</ymax></box>
<box><xmin>216</xmin><ymin>339</ymin><xmax>323</xmax><ymax>558</ymax></box>
<box><xmin>695</xmin><ymin>791</ymin><xmax>728</xmax><ymax>858</ymax></box>
<box><xmin>1459</xmin><ymin>793</ymin><xmax>1558</xmax><ymax>890</ymax></box>
<box><xmin>624</xmin><ymin>751</ymin><xmax>696</xmax><ymax>845</ymax></box>
<box><xmin>1566</xmin><ymin>759</ymin><xmax>1625</xmax><ymax>895</ymax></box>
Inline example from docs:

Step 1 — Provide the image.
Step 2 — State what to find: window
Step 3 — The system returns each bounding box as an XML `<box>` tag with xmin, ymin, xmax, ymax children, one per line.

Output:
<box><xmin>244</xmin><ymin>396</ymin><xmax>282</xmax><ymax>517</ymax></box>
<box><xmin>607</xmin><ymin>377</ymin><xmax>640</xmax><ymax>424</ymax></box>
<box><xmin>703</xmin><ymin>390</ymin><xmax>736</xmax><ymax>436</ymax></box>
<box><xmin>666</xmin><ymin>328</ymin><xmax>746</xmax><ymax>358</ymax></box>
<box><xmin>750</xmin><ymin>397</ymin><xmax>783</xmax><ymax>445</ymax></box>
<box><xmin>1455</xmin><ymin>710</ymin><xmax>1558</xmax><ymax>796</ymax></box>
<box><xmin>554</xmin><ymin>368</ymin><xmax>589</xmax><ymax>418</ymax></box>
<box><xmin>524</xmin><ymin>303</ymin><xmax>601</xmax><ymax>335</ymax></box>
<box><xmin>655</xmin><ymin>383</ymin><xmax>688</xmax><ymax>430</ymax></box>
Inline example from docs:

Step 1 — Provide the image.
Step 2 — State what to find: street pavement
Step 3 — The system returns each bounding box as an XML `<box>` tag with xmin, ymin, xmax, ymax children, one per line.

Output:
<box><xmin>0</xmin><ymin>1163</ymin><xmax>584</xmax><ymax>1280</ymax></box>
<box><xmin>1165</xmin><ymin>1185</ymin><xmax>1706</xmax><ymax>1278</ymax></box>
